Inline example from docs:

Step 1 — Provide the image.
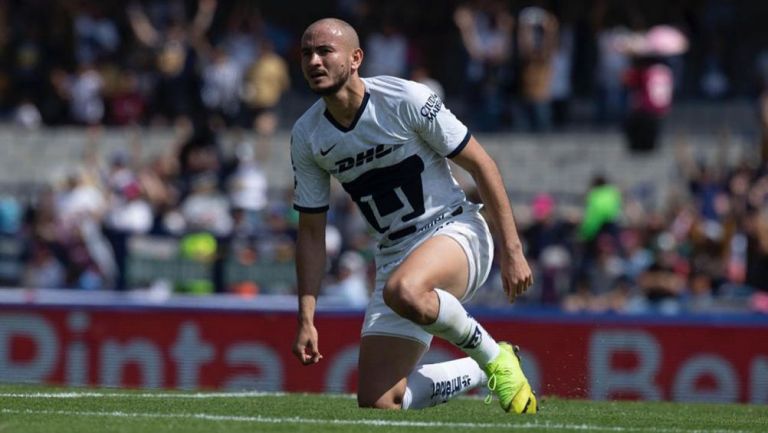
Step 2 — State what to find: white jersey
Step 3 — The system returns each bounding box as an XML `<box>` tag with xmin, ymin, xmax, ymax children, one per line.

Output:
<box><xmin>291</xmin><ymin>76</ymin><xmax>477</xmax><ymax>250</ymax></box>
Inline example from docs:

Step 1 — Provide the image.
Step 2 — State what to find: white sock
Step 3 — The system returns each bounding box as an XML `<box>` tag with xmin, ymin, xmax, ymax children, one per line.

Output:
<box><xmin>422</xmin><ymin>289</ymin><xmax>500</xmax><ymax>366</ymax></box>
<box><xmin>402</xmin><ymin>357</ymin><xmax>487</xmax><ymax>409</ymax></box>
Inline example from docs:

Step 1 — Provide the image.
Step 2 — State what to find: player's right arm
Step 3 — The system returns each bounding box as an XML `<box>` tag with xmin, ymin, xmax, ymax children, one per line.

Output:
<box><xmin>289</xmin><ymin>128</ymin><xmax>331</xmax><ymax>365</ymax></box>
<box><xmin>292</xmin><ymin>211</ymin><xmax>327</xmax><ymax>365</ymax></box>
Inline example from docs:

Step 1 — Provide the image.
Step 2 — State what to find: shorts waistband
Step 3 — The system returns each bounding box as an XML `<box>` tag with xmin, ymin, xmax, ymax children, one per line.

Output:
<box><xmin>378</xmin><ymin>206</ymin><xmax>464</xmax><ymax>251</ymax></box>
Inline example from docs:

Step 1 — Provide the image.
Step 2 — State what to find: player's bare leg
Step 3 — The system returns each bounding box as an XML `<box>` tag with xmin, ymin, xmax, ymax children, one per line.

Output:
<box><xmin>357</xmin><ymin>335</ymin><xmax>426</xmax><ymax>408</ymax></box>
<box><xmin>358</xmin><ymin>236</ymin><xmax>484</xmax><ymax>409</ymax></box>
<box><xmin>380</xmin><ymin>234</ymin><xmax>536</xmax><ymax>413</ymax></box>
<box><xmin>383</xmin><ymin>235</ymin><xmax>470</xmax><ymax>324</ymax></box>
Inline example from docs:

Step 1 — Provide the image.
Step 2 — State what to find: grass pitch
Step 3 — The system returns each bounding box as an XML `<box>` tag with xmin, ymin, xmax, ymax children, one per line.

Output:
<box><xmin>1</xmin><ymin>384</ymin><xmax>766</xmax><ymax>433</ymax></box>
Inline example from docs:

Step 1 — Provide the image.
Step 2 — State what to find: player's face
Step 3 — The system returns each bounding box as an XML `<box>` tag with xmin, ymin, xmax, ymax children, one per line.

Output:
<box><xmin>300</xmin><ymin>29</ymin><xmax>353</xmax><ymax>96</ymax></box>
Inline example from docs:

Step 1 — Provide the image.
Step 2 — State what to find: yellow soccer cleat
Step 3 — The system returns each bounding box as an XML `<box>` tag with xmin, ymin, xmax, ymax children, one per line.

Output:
<box><xmin>483</xmin><ymin>343</ymin><xmax>537</xmax><ymax>414</ymax></box>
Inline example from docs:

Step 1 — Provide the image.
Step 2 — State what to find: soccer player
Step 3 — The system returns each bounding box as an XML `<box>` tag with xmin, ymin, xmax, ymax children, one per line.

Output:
<box><xmin>291</xmin><ymin>18</ymin><xmax>537</xmax><ymax>414</ymax></box>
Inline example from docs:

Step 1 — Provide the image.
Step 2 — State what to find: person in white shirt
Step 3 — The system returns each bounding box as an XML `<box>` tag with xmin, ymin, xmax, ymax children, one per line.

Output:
<box><xmin>290</xmin><ymin>18</ymin><xmax>536</xmax><ymax>414</ymax></box>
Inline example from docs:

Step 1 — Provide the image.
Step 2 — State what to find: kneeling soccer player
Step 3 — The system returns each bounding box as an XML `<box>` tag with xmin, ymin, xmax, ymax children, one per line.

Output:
<box><xmin>290</xmin><ymin>17</ymin><xmax>537</xmax><ymax>414</ymax></box>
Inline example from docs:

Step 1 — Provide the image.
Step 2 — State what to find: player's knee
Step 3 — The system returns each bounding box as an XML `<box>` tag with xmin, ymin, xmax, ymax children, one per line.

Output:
<box><xmin>382</xmin><ymin>276</ymin><xmax>421</xmax><ymax>315</ymax></box>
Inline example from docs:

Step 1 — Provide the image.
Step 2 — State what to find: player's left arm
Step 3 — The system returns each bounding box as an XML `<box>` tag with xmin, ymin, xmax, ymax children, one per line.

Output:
<box><xmin>451</xmin><ymin>136</ymin><xmax>533</xmax><ymax>302</ymax></box>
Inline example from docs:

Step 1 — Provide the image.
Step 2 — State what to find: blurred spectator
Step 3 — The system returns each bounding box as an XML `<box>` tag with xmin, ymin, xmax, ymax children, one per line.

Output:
<box><xmin>758</xmin><ymin>51</ymin><xmax>768</xmax><ymax>164</ymax></box>
<box><xmin>219</xmin><ymin>3</ymin><xmax>261</xmax><ymax>74</ymax></box>
<box><xmin>180</xmin><ymin>173</ymin><xmax>232</xmax><ymax>237</ymax></box>
<box><xmin>10</xmin><ymin>26</ymin><xmax>46</xmax><ymax>105</ymax></box>
<box><xmin>579</xmin><ymin>175</ymin><xmax>622</xmax><ymax>244</ymax></box>
<box><xmin>57</xmin><ymin>171</ymin><xmax>106</xmax><ymax>227</ymax></box>
<box><xmin>323</xmin><ymin>250</ymin><xmax>370</xmax><ymax>307</ymax></box>
<box><xmin>745</xmin><ymin>206</ymin><xmax>768</xmax><ymax>295</ymax></box>
<box><xmin>0</xmin><ymin>195</ymin><xmax>21</xmax><ymax>235</ymax></box>
<box><xmin>635</xmin><ymin>247</ymin><xmax>686</xmax><ymax>314</ymax></box>
<box><xmin>227</xmin><ymin>140</ymin><xmax>268</xmax><ymax>234</ymax></box>
<box><xmin>620</xmin><ymin>228</ymin><xmax>653</xmax><ymax>283</ymax></box>
<box><xmin>39</xmin><ymin>68</ymin><xmax>73</xmax><ymax>125</ymax></box>
<box><xmin>127</xmin><ymin>0</ymin><xmax>216</xmax><ymax>126</ymax></box>
<box><xmin>71</xmin><ymin>2</ymin><xmax>120</xmax><ymax>65</ymax></box>
<box><xmin>682</xmin><ymin>270</ymin><xmax>717</xmax><ymax>313</ymax></box>
<box><xmin>106</xmin><ymin>70</ymin><xmax>147</xmax><ymax>125</ymax></box>
<box><xmin>622</xmin><ymin>54</ymin><xmax>673</xmax><ymax>152</ymax></box>
<box><xmin>523</xmin><ymin>193</ymin><xmax>574</xmax><ymax>305</ymax></box>
<box><xmin>454</xmin><ymin>0</ymin><xmax>513</xmax><ymax>132</ymax></box>
<box><xmin>137</xmin><ymin>152</ymin><xmax>181</xmax><ymax>234</ymax></box>
<box><xmin>105</xmin><ymin>180</ymin><xmax>153</xmax><ymax>234</ymax></box>
<box><xmin>13</xmin><ymin>96</ymin><xmax>42</xmax><ymax>129</ymax></box>
<box><xmin>410</xmin><ymin>65</ymin><xmax>445</xmax><ymax>101</ymax></box>
<box><xmin>363</xmin><ymin>19</ymin><xmax>409</xmax><ymax>78</ymax></box>
<box><xmin>22</xmin><ymin>242</ymin><xmax>65</xmax><ymax>289</ymax></box>
<box><xmin>239</xmin><ymin>38</ymin><xmax>290</xmax><ymax>145</ymax></box>
<box><xmin>200</xmin><ymin>45</ymin><xmax>242</xmax><ymax>126</ymax></box>
<box><xmin>548</xmin><ymin>17</ymin><xmax>574</xmax><ymax>129</ymax></box>
<box><xmin>699</xmin><ymin>36</ymin><xmax>730</xmax><ymax>99</ymax></box>
<box><xmin>177</xmin><ymin>127</ymin><xmax>222</xmax><ymax>197</ymax></box>
<box><xmin>69</xmin><ymin>63</ymin><xmax>104</xmax><ymax>126</ymax></box>
<box><xmin>617</xmin><ymin>25</ymin><xmax>688</xmax><ymax>152</ymax></box>
<box><xmin>591</xmin><ymin>0</ymin><xmax>631</xmax><ymax>124</ymax></box>
<box><xmin>575</xmin><ymin>174</ymin><xmax>623</xmax><ymax>292</ymax></box>
<box><xmin>517</xmin><ymin>4</ymin><xmax>558</xmax><ymax>132</ymax></box>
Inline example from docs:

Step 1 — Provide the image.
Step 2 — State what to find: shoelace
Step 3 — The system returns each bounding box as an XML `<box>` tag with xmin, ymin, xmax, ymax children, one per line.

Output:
<box><xmin>484</xmin><ymin>373</ymin><xmax>497</xmax><ymax>404</ymax></box>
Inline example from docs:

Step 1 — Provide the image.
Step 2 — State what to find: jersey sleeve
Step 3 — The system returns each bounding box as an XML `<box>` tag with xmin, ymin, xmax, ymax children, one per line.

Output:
<box><xmin>290</xmin><ymin>131</ymin><xmax>330</xmax><ymax>213</ymax></box>
<box><xmin>400</xmin><ymin>81</ymin><xmax>470</xmax><ymax>158</ymax></box>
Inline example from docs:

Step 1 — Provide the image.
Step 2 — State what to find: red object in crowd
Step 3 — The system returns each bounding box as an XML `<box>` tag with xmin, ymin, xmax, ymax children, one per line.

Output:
<box><xmin>625</xmin><ymin>63</ymin><xmax>674</xmax><ymax>116</ymax></box>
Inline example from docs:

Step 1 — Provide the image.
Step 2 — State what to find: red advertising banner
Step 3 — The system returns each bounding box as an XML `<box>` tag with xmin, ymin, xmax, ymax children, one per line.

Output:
<box><xmin>1</xmin><ymin>306</ymin><xmax>767</xmax><ymax>403</ymax></box>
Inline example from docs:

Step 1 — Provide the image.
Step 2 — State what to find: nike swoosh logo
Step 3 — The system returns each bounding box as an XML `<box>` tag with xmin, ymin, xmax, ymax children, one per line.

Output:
<box><xmin>319</xmin><ymin>144</ymin><xmax>337</xmax><ymax>156</ymax></box>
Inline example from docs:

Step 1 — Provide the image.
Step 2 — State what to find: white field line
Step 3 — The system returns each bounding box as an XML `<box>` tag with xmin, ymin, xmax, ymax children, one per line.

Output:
<box><xmin>0</xmin><ymin>408</ymin><xmax>746</xmax><ymax>433</ymax></box>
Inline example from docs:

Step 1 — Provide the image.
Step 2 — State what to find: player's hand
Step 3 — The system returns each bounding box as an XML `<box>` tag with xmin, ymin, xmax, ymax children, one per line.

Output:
<box><xmin>292</xmin><ymin>322</ymin><xmax>323</xmax><ymax>365</ymax></box>
<box><xmin>500</xmin><ymin>249</ymin><xmax>534</xmax><ymax>303</ymax></box>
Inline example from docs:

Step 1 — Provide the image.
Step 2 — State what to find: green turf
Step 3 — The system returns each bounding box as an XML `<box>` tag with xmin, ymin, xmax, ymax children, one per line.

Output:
<box><xmin>0</xmin><ymin>384</ymin><xmax>766</xmax><ymax>433</ymax></box>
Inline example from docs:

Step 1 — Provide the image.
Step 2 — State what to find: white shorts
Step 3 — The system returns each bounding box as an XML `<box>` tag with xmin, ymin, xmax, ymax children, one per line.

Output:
<box><xmin>360</xmin><ymin>208</ymin><xmax>494</xmax><ymax>347</ymax></box>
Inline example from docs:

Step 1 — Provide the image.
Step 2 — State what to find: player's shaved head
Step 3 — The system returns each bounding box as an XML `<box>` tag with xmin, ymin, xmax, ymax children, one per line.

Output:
<box><xmin>303</xmin><ymin>18</ymin><xmax>360</xmax><ymax>51</ymax></box>
<box><xmin>300</xmin><ymin>17</ymin><xmax>364</xmax><ymax>96</ymax></box>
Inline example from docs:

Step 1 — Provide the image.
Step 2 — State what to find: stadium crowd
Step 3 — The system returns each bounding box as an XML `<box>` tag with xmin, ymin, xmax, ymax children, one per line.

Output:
<box><xmin>1</xmin><ymin>0</ymin><xmax>768</xmax><ymax>314</ymax></box>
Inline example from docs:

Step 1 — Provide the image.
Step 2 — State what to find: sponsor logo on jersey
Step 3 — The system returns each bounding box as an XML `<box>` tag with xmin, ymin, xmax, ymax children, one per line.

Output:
<box><xmin>330</xmin><ymin>143</ymin><xmax>404</xmax><ymax>174</ymax></box>
<box><xmin>319</xmin><ymin>143</ymin><xmax>337</xmax><ymax>156</ymax></box>
<box><xmin>420</xmin><ymin>93</ymin><xmax>442</xmax><ymax>121</ymax></box>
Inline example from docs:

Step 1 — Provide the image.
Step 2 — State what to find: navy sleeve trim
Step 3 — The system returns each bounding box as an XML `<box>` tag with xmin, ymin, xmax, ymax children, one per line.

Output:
<box><xmin>447</xmin><ymin>131</ymin><xmax>472</xmax><ymax>159</ymax></box>
<box><xmin>293</xmin><ymin>204</ymin><xmax>329</xmax><ymax>213</ymax></box>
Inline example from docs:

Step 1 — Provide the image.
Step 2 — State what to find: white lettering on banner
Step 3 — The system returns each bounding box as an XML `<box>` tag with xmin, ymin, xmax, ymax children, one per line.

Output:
<box><xmin>223</xmin><ymin>343</ymin><xmax>283</xmax><ymax>391</ymax></box>
<box><xmin>66</xmin><ymin>312</ymin><xmax>89</xmax><ymax>386</ymax></box>
<box><xmin>171</xmin><ymin>322</ymin><xmax>215</xmax><ymax>390</ymax></box>
<box><xmin>750</xmin><ymin>356</ymin><xmax>768</xmax><ymax>404</ymax></box>
<box><xmin>100</xmin><ymin>340</ymin><xmax>163</xmax><ymax>388</ymax></box>
<box><xmin>589</xmin><ymin>330</ymin><xmax>662</xmax><ymax>401</ymax></box>
<box><xmin>672</xmin><ymin>355</ymin><xmax>738</xmax><ymax>402</ymax></box>
<box><xmin>0</xmin><ymin>314</ymin><xmax>58</xmax><ymax>382</ymax></box>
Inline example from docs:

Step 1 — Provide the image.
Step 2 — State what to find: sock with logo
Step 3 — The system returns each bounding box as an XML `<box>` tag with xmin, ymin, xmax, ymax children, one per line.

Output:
<box><xmin>422</xmin><ymin>288</ymin><xmax>500</xmax><ymax>366</ymax></box>
<box><xmin>401</xmin><ymin>357</ymin><xmax>487</xmax><ymax>409</ymax></box>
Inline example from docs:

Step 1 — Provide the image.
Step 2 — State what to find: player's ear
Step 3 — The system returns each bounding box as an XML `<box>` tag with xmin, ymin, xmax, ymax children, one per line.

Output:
<box><xmin>350</xmin><ymin>47</ymin><xmax>364</xmax><ymax>74</ymax></box>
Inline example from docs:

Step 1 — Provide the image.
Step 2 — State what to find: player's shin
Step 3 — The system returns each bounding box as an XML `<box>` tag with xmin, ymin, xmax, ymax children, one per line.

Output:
<box><xmin>402</xmin><ymin>357</ymin><xmax>486</xmax><ymax>409</ymax></box>
<box><xmin>422</xmin><ymin>289</ymin><xmax>500</xmax><ymax>365</ymax></box>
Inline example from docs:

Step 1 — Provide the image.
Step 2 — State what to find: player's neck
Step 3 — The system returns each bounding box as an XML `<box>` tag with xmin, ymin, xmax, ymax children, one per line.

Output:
<box><xmin>323</xmin><ymin>75</ymin><xmax>366</xmax><ymax>128</ymax></box>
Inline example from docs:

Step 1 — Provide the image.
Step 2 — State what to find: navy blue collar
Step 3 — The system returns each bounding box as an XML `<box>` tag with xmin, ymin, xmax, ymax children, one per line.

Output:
<box><xmin>323</xmin><ymin>92</ymin><xmax>370</xmax><ymax>132</ymax></box>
